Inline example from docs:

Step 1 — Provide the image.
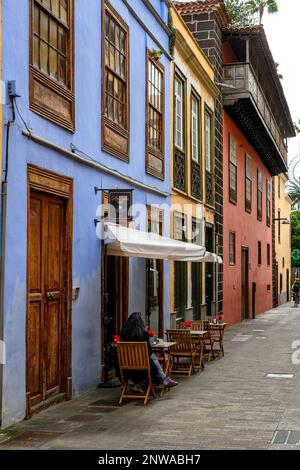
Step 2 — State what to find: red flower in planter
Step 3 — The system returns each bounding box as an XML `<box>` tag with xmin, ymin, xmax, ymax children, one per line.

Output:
<box><xmin>182</xmin><ymin>321</ymin><xmax>193</xmax><ymax>329</ymax></box>
<box><xmin>148</xmin><ymin>329</ymin><xmax>156</xmax><ymax>337</ymax></box>
<box><xmin>112</xmin><ymin>335</ymin><xmax>120</xmax><ymax>344</ymax></box>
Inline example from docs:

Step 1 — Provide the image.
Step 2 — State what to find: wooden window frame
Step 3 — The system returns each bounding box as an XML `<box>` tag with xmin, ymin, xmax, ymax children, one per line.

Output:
<box><xmin>146</xmin><ymin>205</ymin><xmax>164</xmax><ymax>337</ymax></box>
<box><xmin>204</xmin><ymin>104</ymin><xmax>214</xmax><ymax>207</ymax></box>
<box><xmin>190</xmin><ymin>88</ymin><xmax>201</xmax><ymax>164</ymax></box>
<box><xmin>190</xmin><ymin>87</ymin><xmax>202</xmax><ymax>201</ymax></box>
<box><xmin>229</xmin><ymin>231</ymin><xmax>236</xmax><ymax>266</ymax></box>
<box><xmin>228</xmin><ymin>133</ymin><xmax>237</xmax><ymax>205</ymax></box>
<box><xmin>173</xmin><ymin>67</ymin><xmax>187</xmax><ymax>193</ymax></box>
<box><xmin>266</xmin><ymin>179</ymin><xmax>271</xmax><ymax>227</ymax></box>
<box><xmin>258</xmin><ymin>240</ymin><xmax>262</xmax><ymax>266</ymax></box>
<box><xmin>267</xmin><ymin>243</ymin><xmax>270</xmax><ymax>266</ymax></box>
<box><xmin>174</xmin><ymin>211</ymin><xmax>188</xmax><ymax>319</ymax></box>
<box><xmin>174</xmin><ymin>70</ymin><xmax>185</xmax><ymax>153</ymax></box>
<box><xmin>29</xmin><ymin>0</ymin><xmax>75</xmax><ymax>131</ymax></box>
<box><xmin>101</xmin><ymin>0</ymin><xmax>130</xmax><ymax>162</ymax></box>
<box><xmin>257</xmin><ymin>169</ymin><xmax>263</xmax><ymax>222</ymax></box>
<box><xmin>245</xmin><ymin>153</ymin><xmax>252</xmax><ymax>213</ymax></box>
<box><xmin>146</xmin><ymin>51</ymin><xmax>165</xmax><ymax>179</ymax></box>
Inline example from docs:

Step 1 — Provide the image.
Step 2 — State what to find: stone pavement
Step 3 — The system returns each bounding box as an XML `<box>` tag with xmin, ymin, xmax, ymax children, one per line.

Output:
<box><xmin>1</xmin><ymin>302</ymin><xmax>300</xmax><ymax>450</ymax></box>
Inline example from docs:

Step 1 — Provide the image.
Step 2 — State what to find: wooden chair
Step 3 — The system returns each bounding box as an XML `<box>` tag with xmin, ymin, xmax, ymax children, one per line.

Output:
<box><xmin>166</xmin><ymin>329</ymin><xmax>198</xmax><ymax>376</ymax></box>
<box><xmin>198</xmin><ymin>320</ymin><xmax>216</xmax><ymax>361</ymax></box>
<box><xmin>116</xmin><ymin>342</ymin><xmax>156</xmax><ymax>405</ymax></box>
<box><xmin>209</xmin><ymin>324</ymin><xmax>225</xmax><ymax>357</ymax></box>
<box><xmin>191</xmin><ymin>321</ymin><xmax>205</xmax><ymax>370</ymax></box>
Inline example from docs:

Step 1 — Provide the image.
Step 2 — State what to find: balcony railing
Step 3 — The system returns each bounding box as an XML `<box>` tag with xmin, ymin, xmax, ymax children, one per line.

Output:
<box><xmin>223</xmin><ymin>63</ymin><xmax>287</xmax><ymax>164</ymax></box>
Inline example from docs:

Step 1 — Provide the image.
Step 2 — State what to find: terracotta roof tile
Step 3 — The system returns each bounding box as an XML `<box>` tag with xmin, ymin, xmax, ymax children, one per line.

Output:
<box><xmin>174</xmin><ymin>0</ymin><xmax>229</xmax><ymax>27</ymax></box>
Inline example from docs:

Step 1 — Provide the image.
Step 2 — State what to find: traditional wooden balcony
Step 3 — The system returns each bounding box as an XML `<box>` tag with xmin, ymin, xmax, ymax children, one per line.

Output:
<box><xmin>223</xmin><ymin>62</ymin><xmax>288</xmax><ymax>175</ymax></box>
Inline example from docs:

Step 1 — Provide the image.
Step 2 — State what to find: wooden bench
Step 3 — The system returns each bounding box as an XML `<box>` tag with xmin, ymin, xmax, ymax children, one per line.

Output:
<box><xmin>116</xmin><ymin>341</ymin><xmax>156</xmax><ymax>405</ymax></box>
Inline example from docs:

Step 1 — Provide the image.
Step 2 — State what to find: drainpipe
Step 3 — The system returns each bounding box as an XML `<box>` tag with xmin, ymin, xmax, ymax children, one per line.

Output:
<box><xmin>0</xmin><ymin>96</ymin><xmax>15</xmax><ymax>426</ymax></box>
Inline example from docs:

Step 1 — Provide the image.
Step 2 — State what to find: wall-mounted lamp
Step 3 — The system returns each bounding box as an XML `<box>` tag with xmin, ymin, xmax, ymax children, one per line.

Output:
<box><xmin>274</xmin><ymin>217</ymin><xmax>290</xmax><ymax>225</ymax></box>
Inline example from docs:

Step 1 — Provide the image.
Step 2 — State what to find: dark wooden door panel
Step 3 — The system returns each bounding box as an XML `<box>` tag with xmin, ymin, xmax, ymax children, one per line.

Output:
<box><xmin>27</xmin><ymin>301</ymin><xmax>43</xmax><ymax>406</ymax></box>
<box><xmin>45</xmin><ymin>300</ymin><xmax>61</xmax><ymax>395</ymax></box>
<box><xmin>27</xmin><ymin>193</ymin><xmax>44</xmax><ymax>407</ymax></box>
<box><xmin>27</xmin><ymin>190</ymin><xmax>66</xmax><ymax>407</ymax></box>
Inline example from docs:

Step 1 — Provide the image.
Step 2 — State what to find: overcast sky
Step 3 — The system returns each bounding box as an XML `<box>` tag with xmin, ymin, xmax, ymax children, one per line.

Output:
<box><xmin>263</xmin><ymin>0</ymin><xmax>300</xmax><ymax>175</ymax></box>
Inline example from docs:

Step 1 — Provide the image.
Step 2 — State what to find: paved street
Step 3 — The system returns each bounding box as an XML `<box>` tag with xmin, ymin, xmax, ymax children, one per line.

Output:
<box><xmin>1</xmin><ymin>302</ymin><xmax>300</xmax><ymax>450</ymax></box>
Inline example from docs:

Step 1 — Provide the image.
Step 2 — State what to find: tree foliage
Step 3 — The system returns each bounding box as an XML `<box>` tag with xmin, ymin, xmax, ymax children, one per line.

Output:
<box><xmin>291</xmin><ymin>211</ymin><xmax>300</xmax><ymax>268</ymax></box>
<box><xmin>288</xmin><ymin>179</ymin><xmax>300</xmax><ymax>207</ymax></box>
<box><xmin>225</xmin><ymin>0</ymin><xmax>279</xmax><ymax>26</ymax></box>
<box><xmin>246</xmin><ymin>0</ymin><xmax>279</xmax><ymax>24</ymax></box>
<box><xmin>294</xmin><ymin>119</ymin><xmax>300</xmax><ymax>135</ymax></box>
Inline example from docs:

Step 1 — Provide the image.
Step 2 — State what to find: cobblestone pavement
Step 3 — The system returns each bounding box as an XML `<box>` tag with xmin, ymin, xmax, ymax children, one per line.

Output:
<box><xmin>1</xmin><ymin>302</ymin><xmax>300</xmax><ymax>450</ymax></box>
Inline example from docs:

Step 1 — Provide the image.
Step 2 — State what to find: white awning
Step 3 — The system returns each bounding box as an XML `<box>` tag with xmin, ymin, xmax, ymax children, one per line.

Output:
<box><xmin>97</xmin><ymin>222</ymin><xmax>222</xmax><ymax>263</ymax></box>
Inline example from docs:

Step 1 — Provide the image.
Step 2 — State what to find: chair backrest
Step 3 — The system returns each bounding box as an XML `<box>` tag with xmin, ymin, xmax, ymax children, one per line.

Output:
<box><xmin>117</xmin><ymin>342</ymin><xmax>150</xmax><ymax>372</ymax></box>
<box><xmin>166</xmin><ymin>329</ymin><xmax>193</xmax><ymax>352</ymax></box>
<box><xmin>192</xmin><ymin>321</ymin><xmax>204</xmax><ymax>331</ymax></box>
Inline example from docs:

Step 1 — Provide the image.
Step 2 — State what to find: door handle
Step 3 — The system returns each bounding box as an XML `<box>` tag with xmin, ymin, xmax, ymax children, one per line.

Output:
<box><xmin>46</xmin><ymin>292</ymin><xmax>54</xmax><ymax>300</ymax></box>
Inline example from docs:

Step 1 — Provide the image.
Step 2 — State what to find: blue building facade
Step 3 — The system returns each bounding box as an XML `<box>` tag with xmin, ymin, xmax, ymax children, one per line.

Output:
<box><xmin>0</xmin><ymin>0</ymin><xmax>171</xmax><ymax>428</ymax></box>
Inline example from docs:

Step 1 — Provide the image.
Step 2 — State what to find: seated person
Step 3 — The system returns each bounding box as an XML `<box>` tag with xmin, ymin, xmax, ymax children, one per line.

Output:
<box><xmin>120</xmin><ymin>312</ymin><xmax>177</xmax><ymax>388</ymax></box>
<box><xmin>292</xmin><ymin>278</ymin><xmax>300</xmax><ymax>302</ymax></box>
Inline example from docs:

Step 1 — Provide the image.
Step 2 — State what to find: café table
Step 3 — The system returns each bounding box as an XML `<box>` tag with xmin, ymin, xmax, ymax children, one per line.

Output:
<box><xmin>152</xmin><ymin>341</ymin><xmax>177</xmax><ymax>376</ymax></box>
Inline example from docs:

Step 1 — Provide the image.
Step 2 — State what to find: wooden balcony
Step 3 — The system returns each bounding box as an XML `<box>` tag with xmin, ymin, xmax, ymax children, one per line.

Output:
<box><xmin>223</xmin><ymin>62</ymin><xmax>288</xmax><ymax>175</ymax></box>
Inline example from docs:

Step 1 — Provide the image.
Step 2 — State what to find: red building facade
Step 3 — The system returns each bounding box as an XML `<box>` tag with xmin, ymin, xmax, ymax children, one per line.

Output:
<box><xmin>176</xmin><ymin>1</ymin><xmax>295</xmax><ymax>325</ymax></box>
<box><xmin>223</xmin><ymin>113</ymin><xmax>273</xmax><ymax>325</ymax></box>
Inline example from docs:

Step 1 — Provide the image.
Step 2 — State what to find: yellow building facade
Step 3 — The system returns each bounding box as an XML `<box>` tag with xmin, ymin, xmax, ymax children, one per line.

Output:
<box><xmin>274</xmin><ymin>174</ymin><xmax>292</xmax><ymax>305</ymax></box>
<box><xmin>170</xmin><ymin>6</ymin><xmax>219</xmax><ymax>327</ymax></box>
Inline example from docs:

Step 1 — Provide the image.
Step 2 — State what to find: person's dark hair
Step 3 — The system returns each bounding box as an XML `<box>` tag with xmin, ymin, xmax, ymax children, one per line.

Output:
<box><xmin>121</xmin><ymin>312</ymin><xmax>145</xmax><ymax>341</ymax></box>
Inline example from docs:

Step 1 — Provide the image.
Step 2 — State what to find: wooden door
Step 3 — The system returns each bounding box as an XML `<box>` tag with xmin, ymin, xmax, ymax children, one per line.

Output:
<box><xmin>241</xmin><ymin>247</ymin><xmax>249</xmax><ymax>320</ymax></box>
<box><xmin>27</xmin><ymin>191</ymin><xmax>67</xmax><ymax>408</ymax></box>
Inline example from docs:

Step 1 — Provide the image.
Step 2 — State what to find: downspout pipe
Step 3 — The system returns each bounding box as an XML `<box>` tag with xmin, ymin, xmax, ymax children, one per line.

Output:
<box><xmin>0</xmin><ymin>97</ymin><xmax>15</xmax><ymax>426</ymax></box>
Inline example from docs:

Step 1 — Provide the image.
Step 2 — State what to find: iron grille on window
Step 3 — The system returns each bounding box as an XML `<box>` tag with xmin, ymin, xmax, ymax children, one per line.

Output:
<box><xmin>174</xmin><ymin>148</ymin><xmax>186</xmax><ymax>192</ymax></box>
<box><xmin>191</xmin><ymin>160</ymin><xmax>201</xmax><ymax>200</ymax></box>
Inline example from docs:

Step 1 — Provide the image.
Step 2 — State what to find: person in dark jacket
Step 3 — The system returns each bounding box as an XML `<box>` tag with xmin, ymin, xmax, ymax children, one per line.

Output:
<box><xmin>120</xmin><ymin>312</ymin><xmax>177</xmax><ymax>388</ymax></box>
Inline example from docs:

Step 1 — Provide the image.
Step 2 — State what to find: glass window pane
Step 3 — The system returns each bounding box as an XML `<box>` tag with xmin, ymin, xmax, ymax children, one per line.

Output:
<box><xmin>33</xmin><ymin>36</ymin><xmax>40</xmax><ymax>67</ymax></box>
<box><xmin>34</xmin><ymin>5</ymin><xmax>39</xmax><ymax>34</ymax></box>
<box><xmin>114</xmin><ymin>76</ymin><xmax>119</xmax><ymax>99</ymax></box>
<box><xmin>105</xmin><ymin>39</ymin><xmax>109</xmax><ymax>65</ymax></box>
<box><xmin>115</xmin><ymin>25</ymin><xmax>120</xmax><ymax>50</ymax></box>
<box><xmin>120</xmin><ymin>54</ymin><xmax>125</xmax><ymax>78</ymax></box>
<box><xmin>51</xmin><ymin>0</ymin><xmax>60</xmax><ymax>17</ymax></box>
<box><xmin>49</xmin><ymin>48</ymin><xmax>58</xmax><ymax>79</ymax></box>
<box><xmin>40</xmin><ymin>11</ymin><xmax>48</xmax><ymax>41</ymax></box>
<box><xmin>109</xmin><ymin>44</ymin><xmax>115</xmax><ymax>70</ymax></box>
<box><xmin>110</xmin><ymin>20</ymin><xmax>115</xmax><ymax>44</ymax></box>
<box><xmin>107</xmin><ymin>72</ymin><xmax>113</xmax><ymax>94</ymax></box>
<box><xmin>60</xmin><ymin>0</ymin><xmax>68</xmax><ymax>23</ymax></box>
<box><xmin>40</xmin><ymin>41</ymin><xmax>48</xmax><ymax>74</ymax></box>
<box><xmin>58</xmin><ymin>54</ymin><xmax>66</xmax><ymax>84</ymax></box>
<box><xmin>115</xmin><ymin>51</ymin><xmax>120</xmax><ymax>75</ymax></box>
<box><xmin>120</xmin><ymin>30</ymin><xmax>125</xmax><ymax>53</ymax></box>
<box><xmin>49</xmin><ymin>19</ymin><xmax>58</xmax><ymax>48</ymax></box>
<box><xmin>58</xmin><ymin>26</ymin><xmax>66</xmax><ymax>54</ymax></box>
<box><xmin>105</xmin><ymin>14</ymin><xmax>109</xmax><ymax>37</ymax></box>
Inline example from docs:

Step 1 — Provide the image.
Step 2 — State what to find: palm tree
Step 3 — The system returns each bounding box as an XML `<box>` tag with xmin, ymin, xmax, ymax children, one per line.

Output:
<box><xmin>288</xmin><ymin>178</ymin><xmax>300</xmax><ymax>208</ymax></box>
<box><xmin>246</xmin><ymin>0</ymin><xmax>278</xmax><ymax>24</ymax></box>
